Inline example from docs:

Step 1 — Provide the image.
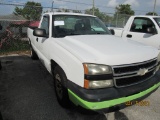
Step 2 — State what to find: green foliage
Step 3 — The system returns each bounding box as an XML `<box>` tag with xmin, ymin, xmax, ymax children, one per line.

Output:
<box><xmin>14</xmin><ymin>7</ymin><xmax>23</xmax><ymax>15</ymax></box>
<box><xmin>0</xmin><ymin>40</ymin><xmax>30</xmax><ymax>54</ymax></box>
<box><xmin>85</xmin><ymin>7</ymin><xmax>101</xmax><ymax>17</ymax></box>
<box><xmin>115</xmin><ymin>4</ymin><xmax>135</xmax><ymax>15</ymax></box>
<box><xmin>14</xmin><ymin>1</ymin><xmax>42</xmax><ymax>20</ymax></box>
<box><xmin>72</xmin><ymin>10</ymin><xmax>82</xmax><ymax>13</ymax></box>
<box><xmin>56</xmin><ymin>9</ymin><xmax>69</xmax><ymax>12</ymax></box>
<box><xmin>146</xmin><ymin>12</ymin><xmax>158</xmax><ymax>16</ymax></box>
<box><xmin>56</xmin><ymin>9</ymin><xmax>81</xmax><ymax>13</ymax></box>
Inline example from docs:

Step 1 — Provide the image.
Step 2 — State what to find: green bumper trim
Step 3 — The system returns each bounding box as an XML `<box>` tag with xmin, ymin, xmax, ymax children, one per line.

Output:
<box><xmin>68</xmin><ymin>82</ymin><xmax>160</xmax><ymax>110</ymax></box>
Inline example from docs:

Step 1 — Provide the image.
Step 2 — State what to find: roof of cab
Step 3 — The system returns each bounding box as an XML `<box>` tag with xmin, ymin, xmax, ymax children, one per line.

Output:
<box><xmin>131</xmin><ymin>15</ymin><xmax>160</xmax><ymax>18</ymax></box>
<box><xmin>43</xmin><ymin>12</ymin><xmax>96</xmax><ymax>17</ymax></box>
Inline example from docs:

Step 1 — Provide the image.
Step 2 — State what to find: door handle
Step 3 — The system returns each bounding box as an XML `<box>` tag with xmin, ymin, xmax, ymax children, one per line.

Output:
<box><xmin>36</xmin><ymin>38</ymin><xmax>38</xmax><ymax>42</ymax></box>
<box><xmin>126</xmin><ymin>34</ymin><xmax>132</xmax><ymax>38</ymax></box>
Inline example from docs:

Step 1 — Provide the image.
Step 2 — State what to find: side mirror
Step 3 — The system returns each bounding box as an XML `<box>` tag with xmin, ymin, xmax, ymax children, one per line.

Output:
<box><xmin>33</xmin><ymin>28</ymin><xmax>47</xmax><ymax>37</ymax></box>
<box><xmin>0</xmin><ymin>24</ymin><xmax>2</xmax><ymax>30</ymax></box>
<box><xmin>147</xmin><ymin>27</ymin><xmax>156</xmax><ymax>34</ymax></box>
<box><xmin>110</xmin><ymin>29</ymin><xmax>115</xmax><ymax>35</ymax></box>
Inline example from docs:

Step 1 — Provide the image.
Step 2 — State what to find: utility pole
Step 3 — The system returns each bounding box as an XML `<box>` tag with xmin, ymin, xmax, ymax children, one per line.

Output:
<box><xmin>51</xmin><ymin>1</ymin><xmax>54</xmax><ymax>12</ymax></box>
<box><xmin>153</xmin><ymin>0</ymin><xmax>157</xmax><ymax>15</ymax></box>
<box><xmin>92</xmin><ymin>0</ymin><xmax>95</xmax><ymax>15</ymax></box>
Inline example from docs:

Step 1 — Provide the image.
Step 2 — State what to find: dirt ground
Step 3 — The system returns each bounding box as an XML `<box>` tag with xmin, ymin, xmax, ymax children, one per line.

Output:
<box><xmin>0</xmin><ymin>50</ymin><xmax>30</xmax><ymax>56</ymax></box>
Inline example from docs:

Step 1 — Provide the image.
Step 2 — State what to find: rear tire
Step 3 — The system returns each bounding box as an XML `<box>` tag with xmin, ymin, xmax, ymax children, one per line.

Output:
<box><xmin>31</xmin><ymin>47</ymin><xmax>38</xmax><ymax>60</ymax></box>
<box><xmin>53</xmin><ymin>65</ymin><xmax>70</xmax><ymax>108</ymax></box>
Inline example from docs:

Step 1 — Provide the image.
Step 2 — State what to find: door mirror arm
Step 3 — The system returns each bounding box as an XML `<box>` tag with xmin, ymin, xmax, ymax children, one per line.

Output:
<box><xmin>110</xmin><ymin>29</ymin><xmax>115</xmax><ymax>35</ymax></box>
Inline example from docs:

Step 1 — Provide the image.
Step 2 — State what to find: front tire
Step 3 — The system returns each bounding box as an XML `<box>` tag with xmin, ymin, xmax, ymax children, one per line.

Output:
<box><xmin>53</xmin><ymin>66</ymin><xmax>70</xmax><ymax>108</ymax></box>
<box><xmin>30</xmin><ymin>47</ymin><xmax>38</xmax><ymax>60</ymax></box>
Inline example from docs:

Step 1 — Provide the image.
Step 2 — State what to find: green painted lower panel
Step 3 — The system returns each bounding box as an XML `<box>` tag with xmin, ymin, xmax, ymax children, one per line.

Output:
<box><xmin>68</xmin><ymin>82</ymin><xmax>160</xmax><ymax>110</ymax></box>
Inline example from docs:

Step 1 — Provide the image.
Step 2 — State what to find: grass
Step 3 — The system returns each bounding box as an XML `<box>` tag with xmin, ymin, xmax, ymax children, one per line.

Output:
<box><xmin>0</xmin><ymin>39</ymin><xmax>30</xmax><ymax>55</ymax></box>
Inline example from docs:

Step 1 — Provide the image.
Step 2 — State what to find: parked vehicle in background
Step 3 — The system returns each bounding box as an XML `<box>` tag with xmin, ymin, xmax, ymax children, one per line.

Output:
<box><xmin>111</xmin><ymin>16</ymin><xmax>160</xmax><ymax>49</ymax></box>
<box><xmin>27</xmin><ymin>12</ymin><xmax>160</xmax><ymax>113</ymax></box>
<box><xmin>106</xmin><ymin>24</ymin><xmax>115</xmax><ymax>27</ymax></box>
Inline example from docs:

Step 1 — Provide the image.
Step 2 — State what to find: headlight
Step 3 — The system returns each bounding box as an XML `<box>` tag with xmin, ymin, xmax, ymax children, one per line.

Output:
<box><xmin>83</xmin><ymin>63</ymin><xmax>114</xmax><ymax>89</ymax></box>
<box><xmin>84</xmin><ymin>79</ymin><xmax>114</xmax><ymax>89</ymax></box>
<box><xmin>158</xmin><ymin>53</ymin><xmax>160</xmax><ymax>62</ymax></box>
<box><xmin>83</xmin><ymin>63</ymin><xmax>112</xmax><ymax>75</ymax></box>
<box><xmin>156</xmin><ymin>53</ymin><xmax>160</xmax><ymax>71</ymax></box>
<box><xmin>155</xmin><ymin>65</ymin><xmax>160</xmax><ymax>72</ymax></box>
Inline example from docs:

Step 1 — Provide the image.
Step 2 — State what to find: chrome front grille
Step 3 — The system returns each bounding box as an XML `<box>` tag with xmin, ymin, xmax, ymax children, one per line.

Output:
<box><xmin>112</xmin><ymin>58</ymin><xmax>158</xmax><ymax>87</ymax></box>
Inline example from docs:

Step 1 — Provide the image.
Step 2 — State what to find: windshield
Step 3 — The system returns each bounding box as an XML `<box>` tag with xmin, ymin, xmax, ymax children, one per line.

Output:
<box><xmin>154</xmin><ymin>18</ymin><xmax>160</xmax><ymax>28</ymax></box>
<box><xmin>52</xmin><ymin>15</ymin><xmax>110</xmax><ymax>38</ymax></box>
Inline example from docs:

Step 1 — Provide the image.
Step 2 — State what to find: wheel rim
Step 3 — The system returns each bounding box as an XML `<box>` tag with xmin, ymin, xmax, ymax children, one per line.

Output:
<box><xmin>55</xmin><ymin>74</ymin><xmax>63</xmax><ymax>99</ymax></box>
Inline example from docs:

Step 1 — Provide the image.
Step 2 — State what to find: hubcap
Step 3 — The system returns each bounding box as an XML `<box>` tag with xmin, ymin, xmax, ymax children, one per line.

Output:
<box><xmin>55</xmin><ymin>74</ymin><xmax>63</xmax><ymax>99</ymax></box>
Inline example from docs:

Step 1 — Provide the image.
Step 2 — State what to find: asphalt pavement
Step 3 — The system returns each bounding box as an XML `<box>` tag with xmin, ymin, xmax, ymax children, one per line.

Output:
<box><xmin>0</xmin><ymin>55</ymin><xmax>160</xmax><ymax>120</ymax></box>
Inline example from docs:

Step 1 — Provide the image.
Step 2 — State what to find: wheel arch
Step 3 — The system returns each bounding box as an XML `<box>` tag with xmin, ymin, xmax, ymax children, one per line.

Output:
<box><xmin>51</xmin><ymin>59</ymin><xmax>58</xmax><ymax>74</ymax></box>
<box><xmin>50</xmin><ymin>59</ymin><xmax>68</xmax><ymax>78</ymax></box>
<box><xmin>51</xmin><ymin>59</ymin><xmax>68</xmax><ymax>87</ymax></box>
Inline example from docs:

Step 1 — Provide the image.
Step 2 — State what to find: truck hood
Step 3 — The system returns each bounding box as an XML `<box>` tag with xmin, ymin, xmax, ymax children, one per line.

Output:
<box><xmin>55</xmin><ymin>35</ymin><xmax>158</xmax><ymax>65</ymax></box>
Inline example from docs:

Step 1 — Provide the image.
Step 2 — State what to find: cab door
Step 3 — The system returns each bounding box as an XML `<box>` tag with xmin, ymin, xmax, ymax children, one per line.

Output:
<box><xmin>36</xmin><ymin>15</ymin><xmax>50</xmax><ymax>60</ymax></box>
<box><xmin>122</xmin><ymin>17</ymin><xmax>160</xmax><ymax>49</ymax></box>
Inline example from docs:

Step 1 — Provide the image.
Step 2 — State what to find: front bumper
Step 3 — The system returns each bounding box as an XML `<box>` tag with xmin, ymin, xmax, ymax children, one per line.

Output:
<box><xmin>67</xmin><ymin>72</ymin><xmax>160</xmax><ymax>111</ymax></box>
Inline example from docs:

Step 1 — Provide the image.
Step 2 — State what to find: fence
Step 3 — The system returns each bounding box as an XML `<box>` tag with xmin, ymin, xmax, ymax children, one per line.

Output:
<box><xmin>0</xmin><ymin>19</ymin><xmax>33</xmax><ymax>55</ymax></box>
<box><xmin>109</xmin><ymin>13</ymin><xmax>131</xmax><ymax>28</ymax></box>
<box><xmin>83</xmin><ymin>10</ymin><xmax>131</xmax><ymax>28</ymax></box>
<box><xmin>0</xmin><ymin>5</ymin><xmax>131</xmax><ymax>55</ymax></box>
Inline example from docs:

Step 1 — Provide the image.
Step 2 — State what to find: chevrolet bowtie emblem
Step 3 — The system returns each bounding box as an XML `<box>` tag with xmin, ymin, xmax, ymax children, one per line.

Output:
<box><xmin>137</xmin><ymin>68</ymin><xmax>148</xmax><ymax>76</ymax></box>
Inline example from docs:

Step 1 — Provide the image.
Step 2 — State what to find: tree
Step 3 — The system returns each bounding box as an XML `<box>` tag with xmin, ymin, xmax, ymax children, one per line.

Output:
<box><xmin>73</xmin><ymin>10</ymin><xmax>82</xmax><ymax>13</ymax></box>
<box><xmin>56</xmin><ymin>8</ymin><xmax>70</xmax><ymax>12</ymax></box>
<box><xmin>146</xmin><ymin>12</ymin><xmax>158</xmax><ymax>16</ymax></box>
<box><xmin>14</xmin><ymin>1</ymin><xmax>43</xmax><ymax>20</ymax></box>
<box><xmin>114</xmin><ymin>4</ymin><xmax>134</xmax><ymax>27</ymax></box>
<box><xmin>85</xmin><ymin>7</ymin><xmax>111</xmax><ymax>23</ymax></box>
<box><xmin>115</xmin><ymin>4</ymin><xmax>135</xmax><ymax>15</ymax></box>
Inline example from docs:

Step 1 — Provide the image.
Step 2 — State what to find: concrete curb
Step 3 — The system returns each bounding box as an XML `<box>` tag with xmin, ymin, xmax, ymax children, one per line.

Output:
<box><xmin>0</xmin><ymin>54</ymin><xmax>30</xmax><ymax>58</ymax></box>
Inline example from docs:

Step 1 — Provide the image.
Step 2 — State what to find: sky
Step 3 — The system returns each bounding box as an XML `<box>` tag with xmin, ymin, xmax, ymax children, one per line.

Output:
<box><xmin>0</xmin><ymin>0</ymin><xmax>160</xmax><ymax>15</ymax></box>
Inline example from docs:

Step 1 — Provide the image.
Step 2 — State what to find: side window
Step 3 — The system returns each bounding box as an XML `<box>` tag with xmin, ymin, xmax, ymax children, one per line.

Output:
<box><xmin>40</xmin><ymin>16</ymin><xmax>49</xmax><ymax>35</ymax></box>
<box><xmin>130</xmin><ymin>17</ymin><xmax>155</xmax><ymax>33</ymax></box>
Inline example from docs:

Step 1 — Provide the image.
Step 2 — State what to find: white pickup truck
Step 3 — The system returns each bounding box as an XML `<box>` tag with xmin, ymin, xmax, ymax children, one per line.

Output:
<box><xmin>111</xmin><ymin>16</ymin><xmax>160</xmax><ymax>49</ymax></box>
<box><xmin>27</xmin><ymin>12</ymin><xmax>160</xmax><ymax>112</ymax></box>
